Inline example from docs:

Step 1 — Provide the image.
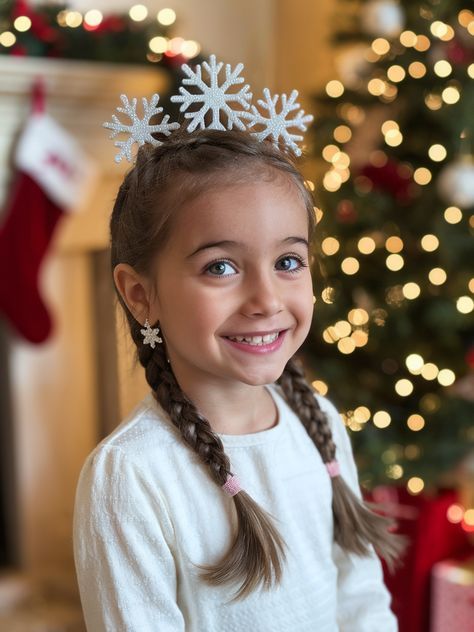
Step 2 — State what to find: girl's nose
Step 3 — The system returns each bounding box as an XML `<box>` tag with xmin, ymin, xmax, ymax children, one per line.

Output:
<box><xmin>241</xmin><ymin>272</ymin><xmax>283</xmax><ymax>318</ymax></box>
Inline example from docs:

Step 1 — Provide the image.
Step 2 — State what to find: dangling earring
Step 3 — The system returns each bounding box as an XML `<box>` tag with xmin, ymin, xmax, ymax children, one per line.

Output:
<box><xmin>140</xmin><ymin>319</ymin><xmax>163</xmax><ymax>348</ymax></box>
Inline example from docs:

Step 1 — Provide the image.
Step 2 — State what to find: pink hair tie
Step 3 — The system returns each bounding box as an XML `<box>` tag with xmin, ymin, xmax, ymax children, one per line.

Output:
<box><xmin>222</xmin><ymin>474</ymin><xmax>242</xmax><ymax>496</ymax></box>
<box><xmin>326</xmin><ymin>460</ymin><xmax>340</xmax><ymax>478</ymax></box>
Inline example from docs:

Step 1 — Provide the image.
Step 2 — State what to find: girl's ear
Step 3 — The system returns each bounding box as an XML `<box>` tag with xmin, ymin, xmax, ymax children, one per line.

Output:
<box><xmin>113</xmin><ymin>263</ymin><xmax>152</xmax><ymax>323</ymax></box>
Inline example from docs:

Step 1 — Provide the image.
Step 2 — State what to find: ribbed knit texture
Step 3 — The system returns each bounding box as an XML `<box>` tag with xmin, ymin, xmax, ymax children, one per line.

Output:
<box><xmin>73</xmin><ymin>385</ymin><xmax>398</xmax><ymax>631</ymax></box>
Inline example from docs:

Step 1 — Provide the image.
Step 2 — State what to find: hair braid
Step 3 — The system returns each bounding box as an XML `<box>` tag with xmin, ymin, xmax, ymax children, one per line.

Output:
<box><xmin>130</xmin><ymin>320</ymin><xmax>287</xmax><ymax>601</ymax></box>
<box><xmin>278</xmin><ymin>357</ymin><xmax>406</xmax><ymax>569</ymax></box>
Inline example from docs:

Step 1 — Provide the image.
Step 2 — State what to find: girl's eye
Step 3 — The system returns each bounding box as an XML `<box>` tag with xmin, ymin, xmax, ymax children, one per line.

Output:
<box><xmin>275</xmin><ymin>255</ymin><xmax>306</xmax><ymax>272</ymax></box>
<box><xmin>205</xmin><ymin>260</ymin><xmax>237</xmax><ymax>277</ymax></box>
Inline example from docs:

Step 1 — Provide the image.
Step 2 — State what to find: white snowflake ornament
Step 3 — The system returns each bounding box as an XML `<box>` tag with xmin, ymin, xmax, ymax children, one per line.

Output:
<box><xmin>140</xmin><ymin>319</ymin><xmax>163</xmax><ymax>349</ymax></box>
<box><xmin>170</xmin><ymin>54</ymin><xmax>252</xmax><ymax>132</ymax></box>
<box><xmin>103</xmin><ymin>94</ymin><xmax>180</xmax><ymax>163</ymax></box>
<box><xmin>244</xmin><ymin>88</ymin><xmax>313</xmax><ymax>157</ymax></box>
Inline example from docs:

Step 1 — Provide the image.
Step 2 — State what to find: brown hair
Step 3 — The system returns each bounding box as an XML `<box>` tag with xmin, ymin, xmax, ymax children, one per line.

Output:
<box><xmin>110</xmin><ymin>129</ymin><xmax>405</xmax><ymax>601</ymax></box>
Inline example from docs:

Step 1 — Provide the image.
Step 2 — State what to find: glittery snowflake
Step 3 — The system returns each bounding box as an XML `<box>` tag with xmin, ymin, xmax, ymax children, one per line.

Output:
<box><xmin>103</xmin><ymin>94</ymin><xmax>180</xmax><ymax>163</ymax></box>
<box><xmin>244</xmin><ymin>88</ymin><xmax>313</xmax><ymax>156</ymax></box>
<box><xmin>140</xmin><ymin>320</ymin><xmax>162</xmax><ymax>349</ymax></box>
<box><xmin>170</xmin><ymin>54</ymin><xmax>252</xmax><ymax>132</ymax></box>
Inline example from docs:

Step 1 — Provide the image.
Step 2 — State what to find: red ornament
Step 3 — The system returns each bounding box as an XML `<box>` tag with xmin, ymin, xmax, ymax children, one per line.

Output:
<box><xmin>465</xmin><ymin>346</ymin><xmax>474</xmax><ymax>370</ymax></box>
<box><xmin>336</xmin><ymin>199</ymin><xmax>358</xmax><ymax>223</ymax></box>
<box><xmin>446</xmin><ymin>39</ymin><xmax>474</xmax><ymax>65</ymax></box>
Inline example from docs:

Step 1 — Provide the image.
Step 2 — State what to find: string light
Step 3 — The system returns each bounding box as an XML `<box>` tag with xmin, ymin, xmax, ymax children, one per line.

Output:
<box><xmin>406</xmin><ymin>354</ymin><xmax>424</xmax><ymax>374</ymax></box>
<box><xmin>373</xmin><ymin>411</ymin><xmax>391</xmax><ymax>428</ymax></box>
<box><xmin>407</xmin><ymin>414</ymin><xmax>425</xmax><ymax>431</ymax></box>
<box><xmin>387</xmin><ymin>65</ymin><xmax>406</xmax><ymax>82</ymax></box>
<box><xmin>333</xmin><ymin>125</ymin><xmax>352</xmax><ymax>143</ymax></box>
<box><xmin>434</xmin><ymin>60</ymin><xmax>452</xmax><ymax>78</ymax></box>
<box><xmin>372</xmin><ymin>38</ymin><xmax>390</xmax><ymax>55</ymax></box>
<box><xmin>395</xmin><ymin>378</ymin><xmax>414</xmax><ymax>396</ymax></box>
<box><xmin>408</xmin><ymin>61</ymin><xmax>427</xmax><ymax>79</ymax></box>
<box><xmin>442</xmin><ymin>86</ymin><xmax>461</xmax><ymax>104</ymax></box>
<box><xmin>129</xmin><ymin>4</ymin><xmax>148</xmax><ymax>21</ymax></box>
<box><xmin>421</xmin><ymin>362</ymin><xmax>439</xmax><ymax>380</ymax></box>
<box><xmin>65</xmin><ymin>11</ymin><xmax>83</xmax><ymax>28</ymax></box>
<box><xmin>326</xmin><ymin>80</ymin><xmax>344</xmax><ymax>98</ymax></box>
<box><xmin>402</xmin><ymin>282</ymin><xmax>421</xmax><ymax>299</ymax></box>
<box><xmin>386</xmin><ymin>254</ymin><xmax>404</xmax><ymax>271</ymax></box>
<box><xmin>341</xmin><ymin>257</ymin><xmax>360</xmax><ymax>275</ymax></box>
<box><xmin>321</xmin><ymin>236</ymin><xmax>340</xmax><ymax>256</ymax></box>
<box><xmin>420</xmin><ymin>234</ymin><xmax>439</xmax><ymax>251</ymax></box>
<box><xmin>428</xmin><ymin>268</ymin><xmax>447</xmax><ymax>285</ymax></box>
<box><xmin>149</xmin><ymin>36</ymin><xmax>168</xmax><ymax>53</ymax></box>
<box><xmin>157</xmin><ymin>8</ymin><xmax>177</xmax><ymax>26</ymax></box>
<box><xmin>414</xmin><ymin>167</ymin><xmax>432</xmax><ymax>185</ymax></box>
<box><xmin>407</xmin><ymin>477</ymin><xmax>424</xmax><ymax>495</ymax></box>
<box><xmin>428</xmin><ymin>144</ymin><xmax>447</xmax><ymax>161</ymax></box>
<box><xmin>13</xmin><ymin>16</ymin><xmax>32</xmax><ymax>32</ymax></box>
<box><xmin>438</xmin><ymin>369</ymin><xmax>456</xmax><ymax>386</ymax></box>
<box><xmin>312</xmin><ymin>380</ymin><xmax>329</xmax><ymax>395</ymax></box>
<box><xmin>457</xmin><ymin>296</ymin><xmax>474</xmax><ymax>314</ymax></box>
<box><xmin>358</xmin><ymin>237</ymin><xmax>376</xmax><ymax>254</ymax></box>
<box><xmin>0</xmin><ymin>31</ymin><xmax>16</xmax><ymax>47</ymax></box>
<box><xmin>400</xmin><ymin>30</ymin><xmax>417</xmax><ymax>47</ymax></box>
<box><xmin>444</xmin><ymin>206</ymin><xmax>462</xmax><ymax>224</ymax></box>
<box><xmin>385</xmin><ymin>236</ymin><xmax>403</xmax><ymax>253</ymax></box>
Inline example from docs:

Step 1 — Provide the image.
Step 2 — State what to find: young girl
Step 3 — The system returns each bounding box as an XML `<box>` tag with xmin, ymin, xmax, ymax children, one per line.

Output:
<box><xmin>74</xmin><ymin>88</ymin><xmax>403</xmax><ymax>630</ymax></box>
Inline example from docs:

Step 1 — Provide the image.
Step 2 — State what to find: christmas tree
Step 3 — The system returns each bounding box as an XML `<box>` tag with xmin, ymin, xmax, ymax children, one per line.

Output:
<box><xmin>306</xmin><ymin>0</ymin><xmax>474</xmax><ymax>501</ymax></box>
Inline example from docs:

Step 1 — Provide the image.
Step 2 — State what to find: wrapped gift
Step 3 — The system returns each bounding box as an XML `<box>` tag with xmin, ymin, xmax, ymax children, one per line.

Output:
<box><xmin>430</xmin><ymin>558</ymin><xmax>474</xmax><ymax>632</ymax></box>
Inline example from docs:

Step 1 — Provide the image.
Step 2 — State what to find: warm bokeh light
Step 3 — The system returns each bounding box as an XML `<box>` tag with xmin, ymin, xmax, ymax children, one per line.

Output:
<box><xmin>385</xmin><ymin>236</ymin><xmax>404</xmax><ymax>253</ymax></box>
<box><xmin>354</xmin><ymin>406</ymin><xmax>371</xmax><ymax>423</ymax></box>
<box><xmin>348</xmin><ymin>308</ymin><xmax>369</xmax><ymax>326</ymax></box>
<box><xmin>326</xmin><ymin>80</ymin><xmax>344</xmax><ymax>98</ymax></box>
<box><xmin>442</xmin><ymin>86</ymin><xmax>461</xmax><ymax>104</ymax></box>
<box><xmin>438</xmin><ymin>369</ymin><xmax>456</xmax><ymax>386</ymax></box>
<box><xmin>358</xmin><ymin>236</ymin><xmax>376</xmax><ymax>254</ymax></box>
<box><xmin>312</xmin><ymin>380</ymin><xmax>329</xmax><ymax>396</ymax></box>
<box><xmin>367</xmin><ymin>78</ymin><xmax>386</xmax><ymax>96</ymax></box>
<box><xmin>425</xmin><ymin>93</ymin><xmax>443</xmax><ymax>111</ymax></box>
<box><xmin>395</xmin><ymin>379</ymin><xmax>414</xmax><ymax>396</ymax></box>
<box><xmin>372</xmin><ymin>38</ymin><xmax>390</xmax><ymax>55</ymax></box>
<box><xmin>428</xmin><ymin>144</ymin><xmax>447</xmax><ymax>161</ymax></box>
<box><xmin>321</xmin><ymin>287</ymin><xmax>335</xmax><ymax>304</ymax></box>
<box><xmin>406</xmin><ymin>354</ymin><xmax>424</xmax><ymax>373</ymax></box>
<box><xmin>384</xmin><ymin>129</ymin><xmax>403</xmax><ymax>147</ymax></box>
<box><xmin>407</xmin><ymin>477</ymin><xmax>424</xmax><ymax>495</ymax></box>
<box><xmin>341</xmin><ymin>257</ymin><xmax>360</xmax><ymax>275</ymax></box>
<box><xmin>400</xmin><ymin>30</ymin><xmax>417</xmax><ymax>47</ymax></box>
<box><xmin>84</xmin><ymin>9</ymin><xmax>103</xmax><ymax>27</ymax></box>
<box><xmin>403</xmin><ymin>282</ymin><xmax>421</xmax><ymax>299</ymax></box>
<box><xmin>414</xmin><ymin>35</ymin><xmax>430</xmax><ymax>51</ymax></box>
<box><xmin>434</xmin><ymin>60</ymin><xmax>452</xmax><ymax>78</ymax></box>
<box><xmin>387</xmin><ymin>65</ymin><xmax>406</xmax><ymax>82</ymax></box>
<box><xmin>157</xmin><ymin>8</ymin><xmax>177</xmax><ymax>25</ymax></box>
<box><xmin>444</xmin><ymin>206</ymin><xmax>462</xmax><ymax>224</ymax></box>
<box><xmin>386</xmin><ymin>254</ymin><xmax>404</xmax><ymax>271</ymax></box>
<box><xmin>0</xmin><ymin>31</ymin><xmax>16</xmax><ymax>46</ymax></box>
<box><xmin>321</xmin><ymin>237</ymin><xmax>340</xmax><ymax>256</ymax></box>
<box><xmin>337</xmin><ymin>337</ymin><xmax>356</xmax><ymax>354</ymax></box>
<box><xmin>421</xmin><ymin>363</ymin><xmax>439</xmax><ymax>380</ymax></box>
<box><xmin>407</xmin><ymin>414</ymin><xmax>425</xmax><ymax>431</ymax></box>
<box><xmin>420</xmin><ymin>234</ymin><xmax>439</xmax><ymax>251</ymax></box>
<box><xmin>182</xmin><ymin>40</ymin><xmax>201</xmax><ymax>58</ymax></box>
<box><xmin>413</xmin><ymin>167</ymin><xmax>432</xmax><ymax>185</ymax></box>
<box><xmin>149</xmin><ymin>36</ymin><xmax>168</xmax><ymax>53</ymax></box>
<box><xmin>428</xmin><ymin>268</ymin><xmax>447</xmax><ymax>285</ymax></box>
<box><xmin>457</xmin><ymin>296</ymin><xmax>474</xmax><ymax>314</ymax></box>
<box><xmin>373</xmin><ymin>411</ymin><xmax>391</xmax><ymax>428</ymax></box>
<box><xmin>13</xmin><ymin>16</ymin><xmax>32</xmax><ymax>32</ymax></box>
<box><xmin>129</xmin><ymin>4</ymin><xmax>148</xmax><ymax>21</ymax></box>
<box><xmin>447</xmin><ymin>503</ymin><xmax>464</xmax><ymax>523</ymax></box>
<box><xmin>351</xmin><ymin>330</ymin><xmax>369</xmax><ymax>347</ymax></box>
<box><xmin>408</xmin><ymin>61</ymin><xmax>427</xmax><ymax>79</ymax></box>
<box><xmin>65</xmin><ymin>11</ymin><xmax>83</xmax><ymax>27</ymax></box>
<box><xmin>322</xmin><ymin>144</ymin><xmax>340</xmax><ymax>162</ymax></box>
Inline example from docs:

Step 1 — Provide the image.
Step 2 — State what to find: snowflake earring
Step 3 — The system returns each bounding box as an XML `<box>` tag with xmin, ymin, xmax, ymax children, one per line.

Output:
<box><xmin>140</xmin><ymin>319</ymin><xmax>163</xmax><ymax>349</ymax></box>
<box><xmin>103</xmin><ymin>54</ymin><xmax>313</xmax><ymax>162</ymax></box>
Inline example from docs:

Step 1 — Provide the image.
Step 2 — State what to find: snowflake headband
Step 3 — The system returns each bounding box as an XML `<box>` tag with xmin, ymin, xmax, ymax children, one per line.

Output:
<box><xmin>104</xmin><ymin>54</ymin><xmax>313</xmax><ymax>163</ymax></box>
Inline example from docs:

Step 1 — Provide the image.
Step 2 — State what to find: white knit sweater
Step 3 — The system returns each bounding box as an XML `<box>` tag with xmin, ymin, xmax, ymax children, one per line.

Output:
<box><xmin>73</xmin><ymin>385</ymin><xmax>398</xmax><ymax>631</ymax></box>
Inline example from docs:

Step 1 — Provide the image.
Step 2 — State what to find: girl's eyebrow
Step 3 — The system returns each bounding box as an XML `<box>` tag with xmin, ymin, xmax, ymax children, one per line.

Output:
<box><xmin>187</xmin><ymin>236</ymin><xmax>309</xmax><ymax>258</ymax></box>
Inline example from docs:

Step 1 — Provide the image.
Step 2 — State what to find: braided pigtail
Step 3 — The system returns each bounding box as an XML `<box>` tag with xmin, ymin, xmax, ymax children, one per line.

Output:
<box><xmin>277</xmin><ymin>358</ymin><xmax>406</xmax><ymax>569</ymax></box>
<box><xmin>130</xmin><ymin>320</ymin><xmax>287</xmax><ymax>601</ymax></box>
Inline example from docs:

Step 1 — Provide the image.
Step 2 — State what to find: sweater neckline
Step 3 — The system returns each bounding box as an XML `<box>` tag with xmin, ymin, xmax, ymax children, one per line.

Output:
<box><xmin>216</xmin><ymin>385</ymin><xmax>287</xmax><ymax>447</ymax></box>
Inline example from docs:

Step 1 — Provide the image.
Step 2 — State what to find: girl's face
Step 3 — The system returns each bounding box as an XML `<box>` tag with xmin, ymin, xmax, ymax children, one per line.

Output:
<box><xmin>148</xmin><ymin>172</ymin><xmax>314</xmax><ymax>391</ymax></box>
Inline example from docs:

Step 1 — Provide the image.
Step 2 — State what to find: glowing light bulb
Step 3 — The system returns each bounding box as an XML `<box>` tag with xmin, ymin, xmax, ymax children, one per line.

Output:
<box><xmin>373</xmin><ymin>411</ymin><xmax>391</xmax><ymax>428</ymax></box>
<box><xmin>407</xmin><ymin>477</ymin><xmax>424</xmax><ymax>495</ymax></box>
<box><xmin>157</xmin><ymin>8</ymin><xmax>177</xmax><ymax>26</ymax></box>
<box><xmin>407</xmin><ymin>414</ymin><xmax>425</xmax><ymax>431</ymax></box>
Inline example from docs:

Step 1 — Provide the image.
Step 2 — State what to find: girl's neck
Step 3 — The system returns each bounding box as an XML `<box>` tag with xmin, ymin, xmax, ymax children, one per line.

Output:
<box><xmin>178</xmin><ymin>378</ymin><xmax>278</xmax><ymax>436</ymax></box>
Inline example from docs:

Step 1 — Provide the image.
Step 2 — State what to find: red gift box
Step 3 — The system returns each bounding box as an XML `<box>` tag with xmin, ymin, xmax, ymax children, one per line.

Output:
<box><xmin>430</xmin><ymin>558</ymin><xmax>474</xmax><ymax>632</ymax></box>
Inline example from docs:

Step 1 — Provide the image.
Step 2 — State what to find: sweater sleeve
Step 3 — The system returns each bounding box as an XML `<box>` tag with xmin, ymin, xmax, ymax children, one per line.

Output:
<box><xmin>316</xmin><ymin>395</ymin><xmax>398</xmax><ymax>632</ymax></box>
<box><xmin>73</xmin><ymin>445</ymin><xmax>186</xmax><ymax>632</ymax></box>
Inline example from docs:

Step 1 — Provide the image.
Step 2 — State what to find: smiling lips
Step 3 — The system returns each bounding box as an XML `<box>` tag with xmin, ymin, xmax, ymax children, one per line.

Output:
<box><xmin>222</xmin><ymin>330</ymin><xmax>287</xmax><ymax>354</ymax></box>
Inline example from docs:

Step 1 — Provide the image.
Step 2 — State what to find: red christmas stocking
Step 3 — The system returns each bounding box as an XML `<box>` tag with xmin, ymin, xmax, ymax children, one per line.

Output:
<box><xmin>0</xmin><ymin>104</ymin><xmax>96</xmax><ymax>343</ymax></box>
<box><xmin>0</xmin><ymin>173</ymin><xmax>63</xmax><ymax>343</ymax></box>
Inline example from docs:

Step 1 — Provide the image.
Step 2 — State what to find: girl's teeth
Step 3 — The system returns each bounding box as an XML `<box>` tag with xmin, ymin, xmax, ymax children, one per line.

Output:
<box><xmin>227</xmin><ymin>333</ymin><xmax>279</xmax><ymax>345</ymax></box>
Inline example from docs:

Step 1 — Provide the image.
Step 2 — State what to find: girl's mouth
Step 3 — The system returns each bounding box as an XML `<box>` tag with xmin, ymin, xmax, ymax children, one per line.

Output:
<box><xmin>225</xmin><ymin>332</ymin><xmax>280</xmax><ymax>346</ymax></box>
